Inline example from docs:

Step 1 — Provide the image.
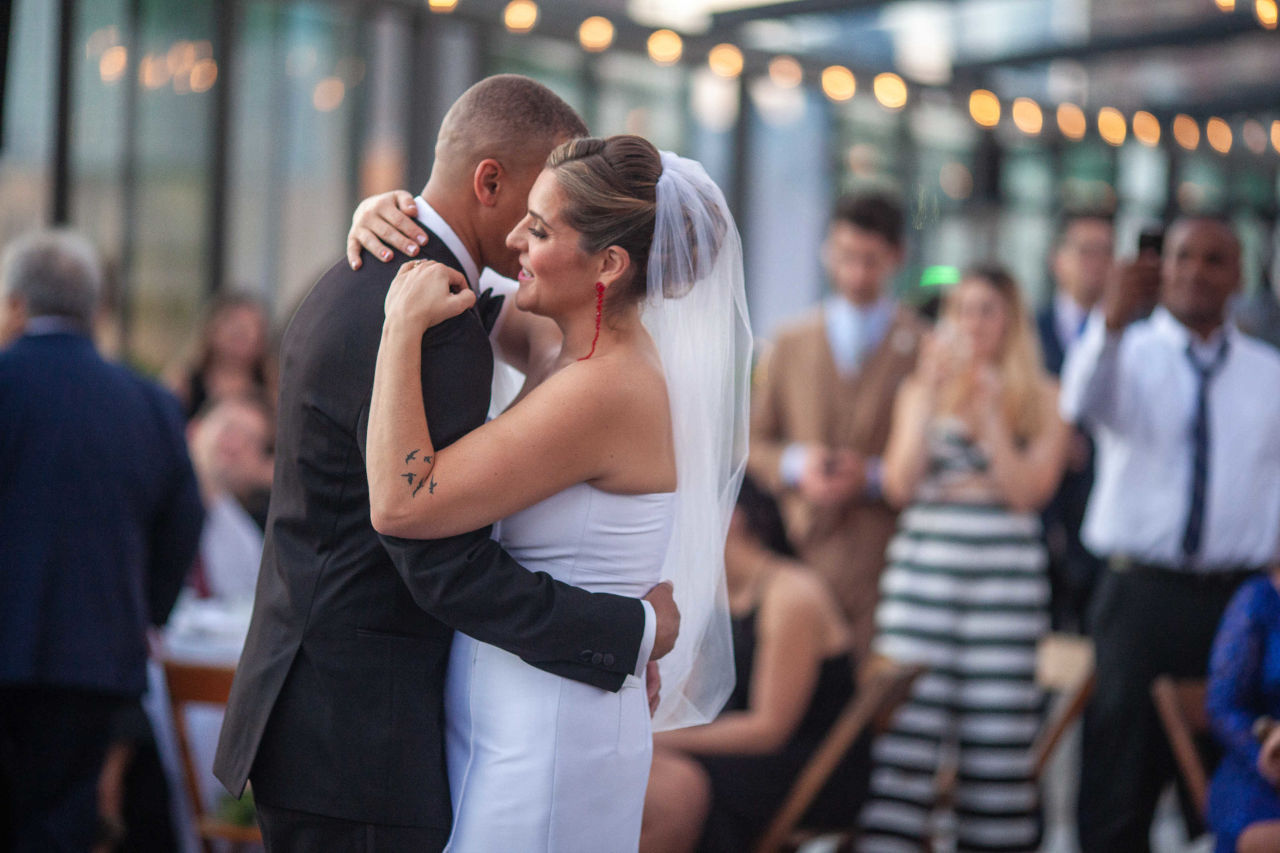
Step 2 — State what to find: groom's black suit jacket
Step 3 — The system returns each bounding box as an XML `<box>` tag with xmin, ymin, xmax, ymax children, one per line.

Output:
<box><xmin>213</xmin><ymin>231</ymin><xmax>646</xmax><ymax>830</ymax></box>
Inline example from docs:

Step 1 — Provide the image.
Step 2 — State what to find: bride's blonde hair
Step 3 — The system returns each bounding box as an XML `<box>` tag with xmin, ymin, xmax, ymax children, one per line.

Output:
<box><xmin>938</xmin><ymin>265</ymin><xmax>1048</xmax><ymax>442</ymax></box>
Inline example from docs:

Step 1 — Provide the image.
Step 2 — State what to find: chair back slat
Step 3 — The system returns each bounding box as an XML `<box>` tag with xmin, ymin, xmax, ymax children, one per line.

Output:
<box><xmin>1151</xmin><ymin>676</ymin><xmax>1210</xmax><ymax>818</ymax></box>
<box><xmin>754</xmin><ymin>658</ymin><xmax>926</xmax><ymax>853</ymax></box>
<box><xmin>161</xmin><ymin>658</ymin><xmax>260</xmax><ymax>852</ymax></box>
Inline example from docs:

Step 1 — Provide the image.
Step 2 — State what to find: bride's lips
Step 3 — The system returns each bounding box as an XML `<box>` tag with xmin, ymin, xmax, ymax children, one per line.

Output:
<box><xmin>517</xmin><ymin>265</ymin><xmax>532</xmax><ymax>282</ymax></box>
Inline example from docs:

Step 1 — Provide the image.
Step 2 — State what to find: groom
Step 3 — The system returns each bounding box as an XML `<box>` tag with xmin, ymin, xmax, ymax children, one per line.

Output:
<box><xmin>214</xmin><ymin>75</ymin><xmax>678</xmax><ymax>850</ymax></box>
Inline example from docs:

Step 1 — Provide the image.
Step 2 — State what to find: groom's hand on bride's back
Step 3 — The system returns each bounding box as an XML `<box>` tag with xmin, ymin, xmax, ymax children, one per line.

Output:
<box><xmin>643</xmin><ymin>581</ymin><xmax>680</xmax><ymax>660</ymax></box>
<box><xmin>347</xmin><ymin>189</ymin><xmax>429</xmax><ymax>270</ymax></box>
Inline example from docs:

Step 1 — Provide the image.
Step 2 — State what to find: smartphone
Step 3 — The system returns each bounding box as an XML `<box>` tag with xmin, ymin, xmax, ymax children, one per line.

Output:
<box><xmin>1137</xmin><ymin>226</ymin><xmax>1164</xmax><ymax>257</ymax></box>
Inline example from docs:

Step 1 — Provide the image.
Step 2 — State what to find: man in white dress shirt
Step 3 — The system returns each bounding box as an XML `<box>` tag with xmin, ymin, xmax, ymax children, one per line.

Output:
<box><xmin>1061</xmin><ymin>217</ymin><xmax>1280</xmax><ymax>852</ymax></box>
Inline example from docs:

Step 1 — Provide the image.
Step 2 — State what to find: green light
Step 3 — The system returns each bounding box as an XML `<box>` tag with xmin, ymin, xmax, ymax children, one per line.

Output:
<box><xmin>920</xmin><ymin>265</ymin><xmax>961</xmax><ymax>289</ymax></box>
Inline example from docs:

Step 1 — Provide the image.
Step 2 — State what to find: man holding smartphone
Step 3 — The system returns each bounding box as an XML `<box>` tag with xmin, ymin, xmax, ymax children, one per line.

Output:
<box><xmin>1061</xmin><ymin>217</ymin><xmax>1280</xmax><ymax>852</ymax></box>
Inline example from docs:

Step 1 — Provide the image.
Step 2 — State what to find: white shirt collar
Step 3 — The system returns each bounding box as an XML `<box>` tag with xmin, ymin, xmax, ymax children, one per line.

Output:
<box><xmin>414</xmin><ymin>196</ymin><xmax>480</xmax><ymax>293</ymax></box>
<box><xmin>1150</xmin><ymin>306</ymin><xmax>1233</xmax><ymax>354</ymax></box>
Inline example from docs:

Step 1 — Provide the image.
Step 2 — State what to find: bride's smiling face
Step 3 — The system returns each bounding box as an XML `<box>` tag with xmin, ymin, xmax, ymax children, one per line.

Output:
<box><xmin>506</xmin><ymin>169</ymin><xmax>602</xmax><ymax>318</ymax></box>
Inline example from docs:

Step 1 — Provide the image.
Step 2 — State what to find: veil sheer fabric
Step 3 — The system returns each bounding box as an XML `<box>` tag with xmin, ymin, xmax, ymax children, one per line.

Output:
<box><xmin>644</xmin><ymin>151</ymin><xmax>752</xmax><ymax>730</ymax></box>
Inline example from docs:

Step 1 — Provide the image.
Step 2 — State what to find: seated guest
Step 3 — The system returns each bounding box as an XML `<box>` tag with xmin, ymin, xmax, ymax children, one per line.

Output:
<box><xmin>164</xmin><ymin>292</ymin><xmax>276</xmax><ymax>421</ymax></box>
<box><xmin>1207</xmin><ymin>569</ymin><xmax>1280</xmax><ymax>853</ymax></box>
<box><xmin>187</xmin><ymin>394</ymin><xmax>275</xmax><ymax>601</ymax></box>
<box><xmin>641</xmin><ymin>476</ymin><xmax>866</xmax><ymax>853</ymax></box>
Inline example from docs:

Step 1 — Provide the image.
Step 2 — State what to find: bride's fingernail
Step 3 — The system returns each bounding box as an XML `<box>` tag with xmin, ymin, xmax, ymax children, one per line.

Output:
<box><xmin>382</xmin><ymin>250</ymin><xmax>391</xmax><ymax>260</ymax></box>
<box><xmin>406</xmin><ymin>244</ymin><xmax>418</xmax><ymax>256</ymax></box>
<box><xmin>417</xmin><ymin>235</ymin><xmax>428</xmax><ymax>246</ymax></box>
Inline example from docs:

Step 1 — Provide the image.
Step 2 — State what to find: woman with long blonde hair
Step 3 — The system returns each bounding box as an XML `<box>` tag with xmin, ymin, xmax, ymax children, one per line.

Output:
<box><xmin>858</xmin><ymin>265</ymin><xmax>1069</xmax><ymax>852</ymax></box>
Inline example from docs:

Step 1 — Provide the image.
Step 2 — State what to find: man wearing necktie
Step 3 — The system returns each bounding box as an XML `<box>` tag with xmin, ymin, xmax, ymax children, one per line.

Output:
<box><xmin>1061</xmin><ymin>218</ymin><xmax>1280</xmax><ymax>853</ymax></box>
<box><xmin>1037</xmin><ymin>214</ymin><xmax>1115</xmax><ymax>633</ymax></box>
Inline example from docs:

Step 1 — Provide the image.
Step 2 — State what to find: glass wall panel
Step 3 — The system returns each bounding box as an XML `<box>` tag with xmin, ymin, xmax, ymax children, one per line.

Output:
<box><xmin>0</xmin><ymin>0</ymin><xmax>56</xmax><ymax>246</ymax></box>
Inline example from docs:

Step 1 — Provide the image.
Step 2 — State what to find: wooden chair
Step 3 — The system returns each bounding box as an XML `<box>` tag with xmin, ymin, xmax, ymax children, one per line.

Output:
<box><xmin>1031</xmin><ymin>633</ymin><xmax>1096</xmax><ymax>779</ymax></box>
<box><xmin>1151</xmin><ymin>676</ymin><xmax>1211</xmax><ymax>818</ymax></box>
<box><xmin>754</xmin><ymin>657</ymin><xmax>927</xmax><ymax>853</ymax></box>
<box><xmin>162</xmin><ymin>659</ymin><xmax>262</xmax><ymax>853</ymax></box>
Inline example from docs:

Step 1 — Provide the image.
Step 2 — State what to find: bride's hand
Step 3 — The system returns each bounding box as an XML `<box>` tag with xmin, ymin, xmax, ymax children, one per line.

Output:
<box><xmin>347</xmin><ymin>190</ymin><xmax>429</xmax><ymax>270</ymax></box>
<box><xmin>384</xmin><ymin>260</ymin><xmax>475</xmax><ymax>333</ymax></box>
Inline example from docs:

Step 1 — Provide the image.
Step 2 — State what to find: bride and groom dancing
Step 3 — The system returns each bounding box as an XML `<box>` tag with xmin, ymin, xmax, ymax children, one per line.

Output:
<box><xmin>213</xmin><ymin>74</ymin><xmax>751</xmax><ymax>851</ymax></box>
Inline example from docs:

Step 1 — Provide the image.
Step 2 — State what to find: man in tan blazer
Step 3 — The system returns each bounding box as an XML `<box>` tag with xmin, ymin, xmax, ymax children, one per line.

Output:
<box><xmin>749</xmin><ymin>192</ymin><xmax>926</xmax><ymax>656</ymax></box>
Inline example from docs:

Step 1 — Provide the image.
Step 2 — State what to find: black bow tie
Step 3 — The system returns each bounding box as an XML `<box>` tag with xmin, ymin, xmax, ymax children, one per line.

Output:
<box><xmin>475</xmin><ymin>287</ymin><xmax>505</xmax><ymax>334</ymax></box>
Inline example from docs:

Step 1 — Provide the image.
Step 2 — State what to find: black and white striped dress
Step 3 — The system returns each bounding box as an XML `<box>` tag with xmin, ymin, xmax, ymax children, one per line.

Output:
<box><xmin>858</xmin><ymin>420</ymin><xmax>1049</xmax><ymax>853</ymax></box>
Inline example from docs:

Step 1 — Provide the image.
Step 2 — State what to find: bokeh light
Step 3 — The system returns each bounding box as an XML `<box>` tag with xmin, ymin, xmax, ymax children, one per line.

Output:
<box><xmin>578</xmin><ymin>17</ymin><xmax>614</xmax><ymax>52</ymax></box>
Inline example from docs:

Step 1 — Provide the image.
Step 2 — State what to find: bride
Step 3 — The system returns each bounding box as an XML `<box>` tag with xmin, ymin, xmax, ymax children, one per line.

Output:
<box><xmin>361</xmin><ymin>135</ymin><xmax>751</xmax><ymax>851</ymax></box>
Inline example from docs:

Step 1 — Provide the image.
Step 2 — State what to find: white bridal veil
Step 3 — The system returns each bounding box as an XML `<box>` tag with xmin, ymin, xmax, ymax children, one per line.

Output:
<box><xmin>645</xmin><ymin>151</ymin><xmax>752</xmax><ymax>731</ymax></box>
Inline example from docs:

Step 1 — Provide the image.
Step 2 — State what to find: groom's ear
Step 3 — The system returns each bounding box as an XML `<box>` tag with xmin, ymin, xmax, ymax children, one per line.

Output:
<box><xmin>472</xmin><ymin>158</ymin><xmax>503</xmax><ymax>208</ymax></box>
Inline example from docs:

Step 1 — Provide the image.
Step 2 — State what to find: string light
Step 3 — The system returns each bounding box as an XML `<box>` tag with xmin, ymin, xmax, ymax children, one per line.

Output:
<box><xmin>190</xmin><ymin>58</ymin><xmax>218</xmax><ymax>93</ymax></box>
<box><xmin>427</xmin><ymin>0</ymin><xmax>458</xmax><ymax>11</ymax></box>
<box><xmin>1243</xmin><ymin>119</ymin><xmax>1268</xmax><ymax>154</ymax></box>
<box><xmin>1206</xmin><ymin>117</ymin><xmax>1232</xmax><ymax>153</ymax></box>
<box><xmin>969</xmin><ymin>89</ymin><xmax>1000</xmax><ymax>127</ymax></box>
<box><xmin>1098</xmin><ymin>107</ymin><xmax>1127</xmax><ymax>146</ymax></box>
<box><xmin>1132</xmin><ymin>111</ymin><xmax>1160</xmax><ymax>147</ymax></box>
<box><xmin>821</xmin><ymin>66</ymin><xmax>855</xmax><ymax>101</ymax></box>
<box><xmin>1256</xmin><ymin>0</ymin><xmax>1278</xmax><ymax>28</ymax></box>
<box><xmin>1057</xmin><ymin>103</ymin><xmax>1087</xmax><ymax>140</ymax></box>
<box><xmin>647</xmin><ymin>30</ymin><xmax>682</xmax><ymax>65</ymax></box>
<box><xmin>1272</xmin><ymin>120</ymin><xmax>1280</xmax><ymax>154</ymax></box>
<box><xmin>578</xmin><ymin>16</ymin><xmax>613</xmax><ymax>52</ymax></box>
<box><xmin>1011</xmin><ymin>98</ymin><xmax>1043</xmax><ymax>135</ymax></box>
<box><xmin>1173</xmin><ymin>114</ymin><xmax>1200</xmax><ymax>150</ymax></box>
<box><xmin>1215</xmin><ymin>0</ymin><xmax>1235</xmax><ymax>9</ymax></box>
<box><xmin>707</xmin><ymin>44</ymin><xmax>743</xmax><ymax>78</ymax></box>
<box><xmin>503</xmin><ymin>0</ymin><xmax>538</xmax><ymax>34</ymax></box>
<box><xmin>99</xmin><ymin>46</ymin><xmax>127</xmax><ymax>83</ymax></box>
<box><xmin>873</xmin><ymin>73</ymin><xmax>907</xmax><ymax>110</ymax></box>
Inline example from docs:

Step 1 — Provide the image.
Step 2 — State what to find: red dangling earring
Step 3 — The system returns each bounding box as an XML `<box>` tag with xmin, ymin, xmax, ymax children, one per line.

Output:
<box><xmin>578</xmin><ymin>282</ymin><xmax>605</xmax><ymax>361</ymax></box>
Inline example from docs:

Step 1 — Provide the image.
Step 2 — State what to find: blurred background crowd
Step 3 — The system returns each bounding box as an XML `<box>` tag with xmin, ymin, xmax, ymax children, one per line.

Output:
<box><xmin>2</xmin><ymin>1</ymin><xmax>1279</xmax><ymax>852</ymax></box>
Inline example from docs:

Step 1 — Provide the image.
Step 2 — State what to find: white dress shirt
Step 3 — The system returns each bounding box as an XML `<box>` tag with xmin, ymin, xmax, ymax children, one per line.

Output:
<box><xmin>1060</xmin><ymin>307</ymin><xmax>1280</xmax><ymax>570</ymax></box>
<box><xmin>414</xmin><ymin>199</ymin><xmax>657</xmax><ymax>670</ymax></box>
<box><xmin>414</xmin><ymin>196</ymin><xmax>480</xmax><ymax>292</ymax></box>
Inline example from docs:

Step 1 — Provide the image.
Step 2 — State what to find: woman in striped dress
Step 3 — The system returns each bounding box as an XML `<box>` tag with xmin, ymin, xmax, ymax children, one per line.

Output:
<box><xmin>857</xmin><ymin>265</ymin><xmax>1069</xmax><ymax>853</ymax></box>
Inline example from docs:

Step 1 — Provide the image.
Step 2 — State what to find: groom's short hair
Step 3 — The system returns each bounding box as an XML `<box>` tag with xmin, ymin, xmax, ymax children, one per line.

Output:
<box><xmin>436</xmin><ymin>74</ymin><xmax>588</xmax><ymax>177</ymax></box>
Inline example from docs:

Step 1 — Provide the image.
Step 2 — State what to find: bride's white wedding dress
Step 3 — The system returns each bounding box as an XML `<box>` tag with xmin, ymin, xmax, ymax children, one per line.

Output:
<box><xmin>443</xmin><ymin>481</ymin><xmax>674</xmax><ymax>852</ymax></box>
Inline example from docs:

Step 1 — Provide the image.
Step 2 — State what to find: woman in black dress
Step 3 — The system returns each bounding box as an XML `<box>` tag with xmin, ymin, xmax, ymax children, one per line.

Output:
<box><xmin>641</xmin><ymin>476</ymin><xmax>868</xmax><ymax>853</ymax></box>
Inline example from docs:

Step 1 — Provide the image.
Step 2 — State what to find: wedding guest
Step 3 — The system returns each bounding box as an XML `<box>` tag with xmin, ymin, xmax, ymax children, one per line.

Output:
<box><xmin>0</xmin><ymin>230</ymin><xmax>203</xmax><ymax>852</ymax></box>
<box><xmin>165</xmin><ymin>292</ymin><xmax>276</xmax><ymax>421</ymax></box>
<box><xmin>1062</xmin><ymin>217</ymin><xmax>1280</xmax><ymax>852</ymax></box>
<box><xmin>859</xmin><ymin>265</ymin><xmax>1068</xmax><ymax>852</ymax></box>
<box><xmin>187</xmin><ymin>394</ymin><xmax>275</xmax><ymax>600</ymax></box>
<box><xmin>1036</xmin><ymin>214</ymin><xmax>1113</xmax><ymax>632</ymax></box>
<box><xmin>641</xmin><ymin>476</ymin><xmax>865</xmax><ymax>853</ymax></box>
<box><xmin>1206</xmin><ymin>569</ymin><xmax>1280</xmax><ymax>853</ymax></box>
<box><xmin>748</xmin><ymin>191</ymin><xmax>927</xmax><ymax>656</ymax></box>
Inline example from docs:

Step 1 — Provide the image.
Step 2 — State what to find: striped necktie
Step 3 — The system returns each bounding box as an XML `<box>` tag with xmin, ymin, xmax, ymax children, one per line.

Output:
<box><xmin>1180</xmin><ymin>339</ymin><xmax>1230</xmax><ymax>559</ymax></box>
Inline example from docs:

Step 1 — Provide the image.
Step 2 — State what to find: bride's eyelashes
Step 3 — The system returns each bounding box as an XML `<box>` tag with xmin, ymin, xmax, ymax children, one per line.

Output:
<box><xmin>528</xmin><ymin>225</ymin><xmax>547</xmax><ymax>240</ymax></box>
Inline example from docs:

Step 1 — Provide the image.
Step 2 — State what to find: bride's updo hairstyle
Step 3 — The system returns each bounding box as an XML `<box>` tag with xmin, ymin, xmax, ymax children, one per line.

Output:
<box><xmin>546</xmin><ymin>135</ymin><xmax>662</xmax><ymax>317</ymax></box>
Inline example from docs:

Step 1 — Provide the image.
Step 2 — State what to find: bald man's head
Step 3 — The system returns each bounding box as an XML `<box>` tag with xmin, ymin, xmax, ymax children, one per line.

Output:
<box><xmin>434</xmin><ymin>74</ymin><xmax>588</xmax><ymax>182</ymax></box>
